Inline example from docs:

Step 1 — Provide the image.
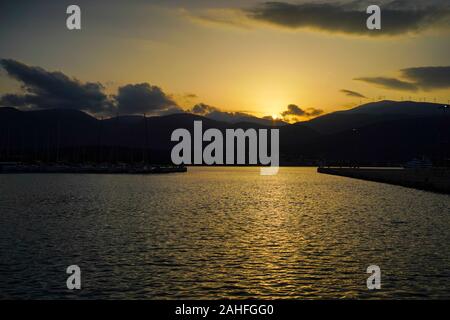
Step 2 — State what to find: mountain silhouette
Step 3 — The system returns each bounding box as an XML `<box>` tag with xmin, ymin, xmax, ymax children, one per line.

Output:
<box><xmin>297</xmin><ymin>100</ymin><xmax>446</xmax><ymax>134</ymax></box>
<box><xmin>0</xmin><ymin>101</ymin><xmax>448</xmax><ymax>165</ymax></box>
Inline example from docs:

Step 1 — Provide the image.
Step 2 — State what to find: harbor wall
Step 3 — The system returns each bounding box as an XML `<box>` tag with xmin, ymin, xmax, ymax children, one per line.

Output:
<box><xmin>317</xmin><ymin>167</ymin><xmax>450</xmax><ymax>194</ymax></box>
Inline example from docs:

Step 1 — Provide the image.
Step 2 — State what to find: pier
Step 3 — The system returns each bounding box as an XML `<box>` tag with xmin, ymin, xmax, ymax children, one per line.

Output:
<box><xmin>318</xmin><ymin>167</ymin><xmax>450</xmax><ymax>194</ymax></box>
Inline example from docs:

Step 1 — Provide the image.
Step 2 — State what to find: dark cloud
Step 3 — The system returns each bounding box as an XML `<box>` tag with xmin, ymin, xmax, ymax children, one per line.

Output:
<box><xmin>341</xmin><ymin>89</ymin><xmax>367</xmax><ymax>98</ymax></box>
<box><xmin>355</xmin><ymin>76</ymin><xmax>419</xmax><ymax>91</ymax></box>
<box><xmin>189</xmin><ymin>103</ymin><xmax>256</xmax><ymax>123</ymax></box>
<box><xmin>281</xmin><ymin>104</ymin><xmax>306</xmax><ymax>116</ymax></box>
<box><xmin>355</xmin><ymin>65</ymin><xmax>450</xmax><ymax>91</ymax></box>
<box><xmin>189</xmin><ymin>103</ymin><xmax>283</xmax><ymax>124</ymax></box>
<box><xmin>0</xmin><ymin>94</ymin><xmax>30</xmax><ymax>108</ymax></box>
<box><xmin>190</xmin><ymin>103</ymin><xmax>218</xmax><ymax>115</ymax></box>
<box><xmin>279</xmin><ymin>104</ymin><xmax>323</xmax><ymax>122</ymax></box>
<box><xmin>0</xmin><ymin>59</ymin><xmax>112</xmax><ymax>113</ymax></box>
<box><xmin>400</xmin><ymin>66</ymin><xmax>450</xmax><ymax>90</ymax></box>
<box><xmin>115</xmin><ymin>83</ymin><xmax>180</xmax><ymax>115</ymax></box>
<box><xmin>0</xmin><ymin>59</ymin><xmax>183</xmax><ymax>117</ymax></box>
<box><xmin>245</xmin><ymin>0</ymin><xmax>450</xmax><ymax>36</ymax></box>
<box><xmin>306</xmin><ymin>108</ymin><xmax>324</xmax><ymax>117</ymax></box>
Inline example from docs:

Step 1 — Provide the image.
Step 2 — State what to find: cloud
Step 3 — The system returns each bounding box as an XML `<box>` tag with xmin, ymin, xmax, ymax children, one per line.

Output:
<box><xmin>191</xmin><ymin>1</ymin><xmax>450</xmax><ymax>36</ymax></box>
<box><xmin>0</xmin><ymin>94</ymin><xmax>31</xmax><ymax>109</ymax></box>
<box><xmin>188</xmin><ymin>103</ymin><xmax>287</xmax><ymax>125</ymax></box>
<box><xmin>190</xmin><ymin>103</ymin><xmax>218</xmax><ymax>115</ymax></box>
<box><xmin>281</xmin><ymin>104</ymin><xmax>306</xmax><ymax>116</ymax></box>
<box><xmin>306</xmin><ymin>108</ymin><xmax>325</xmax><ymax>117</ymax></box>
<box><xmin>280</xmin><ymin>104</ymin><xmax>323</xmax><ymax>121</ymax></box>
<box><xmin>341</xmin><ymin>89</ymin><xmax>367</xmax><ymax>98</ymax></box>
<box><xmin>185</xmin><ymin>8</ymin><xmax>255</xmax><ymax>29</ymax></box>
<box><xmin>0</xmin><ymin>59</ymin><xmax>113</xmax><ymax>113</ymax></box>
<box><xmin>189</xmin><ymin>103</ymin><xmax>264</xmax><ymax>123</ymax></box>
<box><xmin>248</xmin><ymin>0</ymin><xmax>450</xmax><ymax>35</ymax></box>
<box><xmin>355</xmin><ymin>65</ymin><xmax>450</xmax><ymax>91</ymax></box>
<box><xmin>355</xmin><ymin>76</ymin><xmax>419</xmax><ymax>91</ymax></box>
<box><xmin>0</xmin><ymin>59</ymin><xmax>183</xmax><ymax>117</ymax></box>
<box><xmin>115</xmin><ymin>83</ymin><xmax>181</xmax><ymax>115</ymax></box>
<box><xmin>400</xmin><ymin>66</ymin><xmax>450</xmax><ymax>90</ymax></box>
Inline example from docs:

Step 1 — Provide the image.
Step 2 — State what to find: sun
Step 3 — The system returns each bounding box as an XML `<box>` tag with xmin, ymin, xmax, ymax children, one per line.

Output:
<box><xmin>271</xmin><ymin>114</ymin><xmax>281</xmax><ymax>120</ymax></box>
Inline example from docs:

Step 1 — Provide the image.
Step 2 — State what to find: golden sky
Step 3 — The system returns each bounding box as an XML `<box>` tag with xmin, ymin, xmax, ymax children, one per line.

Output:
<box><xmin>0</xmin><ymin>0</ymin><xmax>449</xmax><ymax>120</ymax></box>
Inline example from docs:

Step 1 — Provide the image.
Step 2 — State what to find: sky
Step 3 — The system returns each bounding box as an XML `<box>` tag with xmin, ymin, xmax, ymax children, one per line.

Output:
<box><xmin>0</xmin><ymin>0</ymin><xmax>449</xmax><ymax>121</ymax></box>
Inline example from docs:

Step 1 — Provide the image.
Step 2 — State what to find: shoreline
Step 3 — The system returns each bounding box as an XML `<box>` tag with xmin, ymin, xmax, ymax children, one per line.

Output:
<box><xmin>0</xmin><ymin>163</ymin><xmax>187</xmax><ymax>174</ymax></box>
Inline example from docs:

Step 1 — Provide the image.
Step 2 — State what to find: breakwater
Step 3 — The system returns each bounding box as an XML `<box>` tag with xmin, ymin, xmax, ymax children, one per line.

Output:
<box><xmin>318</xmin><ymin>167</ymin><xmax>450</xmax><ymax>194</ymax></box>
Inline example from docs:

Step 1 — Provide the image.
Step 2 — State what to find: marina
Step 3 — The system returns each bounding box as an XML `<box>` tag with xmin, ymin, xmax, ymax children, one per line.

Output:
<box><xmin>0</xmin><ymin>162</ymin><xmax>187</xmax><ymax>174</ymax></box>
